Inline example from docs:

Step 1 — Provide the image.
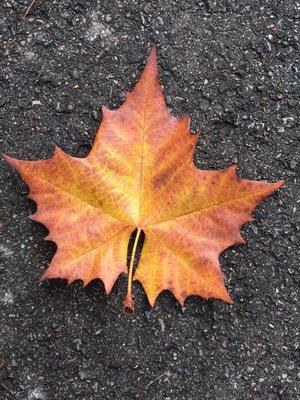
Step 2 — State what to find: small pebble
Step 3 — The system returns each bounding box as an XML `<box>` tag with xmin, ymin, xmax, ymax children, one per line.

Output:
<box><xmin>289</xmin><ymin>160</ymin><xmax>297</xmax><ymax>170</ymax></box>
<box><xmin>55</xmin><ymin>101</ymin><xmax>73</xmax><ymax>113</ymax></box>
<box><xmin>91</xmin><ymin>110</ymin><xmax>100</xmax><ymax>121</ymax></box>
<box><xmin>145</xmin><ymin>311</ymin><xmax>151</xmax><ymax>320</ymax></box>
<box><xmin>158</xmin><ymin>318</ymin><xmax>165</xmax><ymax>332</ymax></box>
<box><xmin>170</xmin><ymin>365</ymin><xmax>183</xmax><ymax>374</ymax></box>
<box><xmin>72</xmin><ymin>69</ymin><xmax>81</xmax><ymax>80</ymax></box>
<box><xmin>200</xmin><ymin>99</ymin><xmax>209</xmax><ymax>111</ymax></box>
<box><xmin>283</xmin><ymin>117</ymin><xmax>295</xmax><ymax>128</ymax></box>
<box><xmin>92</xmin><ymin>382</ymin><xmax>98</xmax><ymax>393</ymax></box>
<box><xmin>166</xmin><ymin>95</ymin><xmax>172</xmax><ymax>104</ymax></box>
<box><xmin>1</xmin><ymin>290</ymin><xmax>14</xmax><ymax>304</ymax></box>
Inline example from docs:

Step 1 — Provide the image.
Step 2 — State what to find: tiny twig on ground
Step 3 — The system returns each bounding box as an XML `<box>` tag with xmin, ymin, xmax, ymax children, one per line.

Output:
<box><xmin>24</xmin><ymin>0</ymin><xmax>37</xmax><ymax>18</ymax></box>
<box><xmin>137</xmin><ymin>334</ymin><xmax>142</xmax><ymax>350</ymax></box>
<box><xmin>0</xmin><ymin>382</ymin><xmax>14</xmax><ymax>396</ymax></box>
<box><xmin>146</xmin><ymin>372</ymin><xmax>166</xmax><ymax>389</ymax></box>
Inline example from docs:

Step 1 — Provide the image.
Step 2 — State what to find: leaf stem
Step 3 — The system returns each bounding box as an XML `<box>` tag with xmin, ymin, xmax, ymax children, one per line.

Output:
<box><xmin>124</xmin><ymin>228</ymin><xmax>142</xmax><ymax>311</ymax></box>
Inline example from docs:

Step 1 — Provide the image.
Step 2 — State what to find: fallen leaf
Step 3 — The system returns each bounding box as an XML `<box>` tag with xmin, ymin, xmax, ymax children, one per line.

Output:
<box><xmin>4</xmin><ymin>47</ymin><xmax>283</xmax><ymax>311</ymax></box>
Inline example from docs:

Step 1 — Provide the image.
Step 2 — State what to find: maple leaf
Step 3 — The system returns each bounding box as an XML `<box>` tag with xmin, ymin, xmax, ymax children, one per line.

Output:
<box><xmin>4</xmin><ymin>47</ymin><xmax>283</xmax><ymax>311</ymax></box>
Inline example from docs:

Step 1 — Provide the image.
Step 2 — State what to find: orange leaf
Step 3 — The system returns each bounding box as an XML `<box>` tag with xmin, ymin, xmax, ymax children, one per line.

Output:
<box><xmin>4</xmin><ymin>47</ymin><xmax>283</xmax><ymax>311</ymax></box>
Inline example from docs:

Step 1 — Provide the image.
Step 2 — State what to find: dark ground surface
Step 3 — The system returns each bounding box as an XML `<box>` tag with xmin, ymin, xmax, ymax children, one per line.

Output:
<box><xmin>0</xmin><ymin>1</ymin><xmax>299</xmax><ymax>399</ymax></box>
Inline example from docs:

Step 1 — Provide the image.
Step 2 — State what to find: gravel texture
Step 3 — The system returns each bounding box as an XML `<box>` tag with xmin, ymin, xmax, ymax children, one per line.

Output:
<box><xmin>0</xmin><ymin>1</ymin><xmax>299</xmax><ymax>399</ymax></box>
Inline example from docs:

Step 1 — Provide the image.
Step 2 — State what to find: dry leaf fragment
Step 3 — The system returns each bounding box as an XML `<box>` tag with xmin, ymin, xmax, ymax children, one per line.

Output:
<box><xmin>4</xmin><ymin>47</ymin><xmax>283</xmax><ymax>311</ymax></box>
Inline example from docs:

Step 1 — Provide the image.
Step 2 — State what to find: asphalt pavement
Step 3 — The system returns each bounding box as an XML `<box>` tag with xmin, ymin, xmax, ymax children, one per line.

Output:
<box><xmin>0</xmin><ymin>1</ymin><xmax>299</xmax><ymax>399</ymax></box>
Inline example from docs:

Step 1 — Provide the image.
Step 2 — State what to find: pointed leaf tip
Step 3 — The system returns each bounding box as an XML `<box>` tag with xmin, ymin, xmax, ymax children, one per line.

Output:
<box><xmin>148</xmin><ymin>45</ymin><xmax>157</xmax><ymax>60</ymax></box>
<box><xmin>223</xmin><ymin>292</ymin><xmax>234</xmax><ymax>304</ymax></box>
<box><xmin>2</xmin><ymin>154</ymin><xmax>22</xmax><ymax>171</ymax></box>
<box><xmin>140</xmin><ymin>46</ymin><xmax>158</xmax><ymax>81</ymax></box>
<box><xmin>2</xmin><ymin>153</ymin><xmax>13</xmax><ymax>164</ymax></box>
